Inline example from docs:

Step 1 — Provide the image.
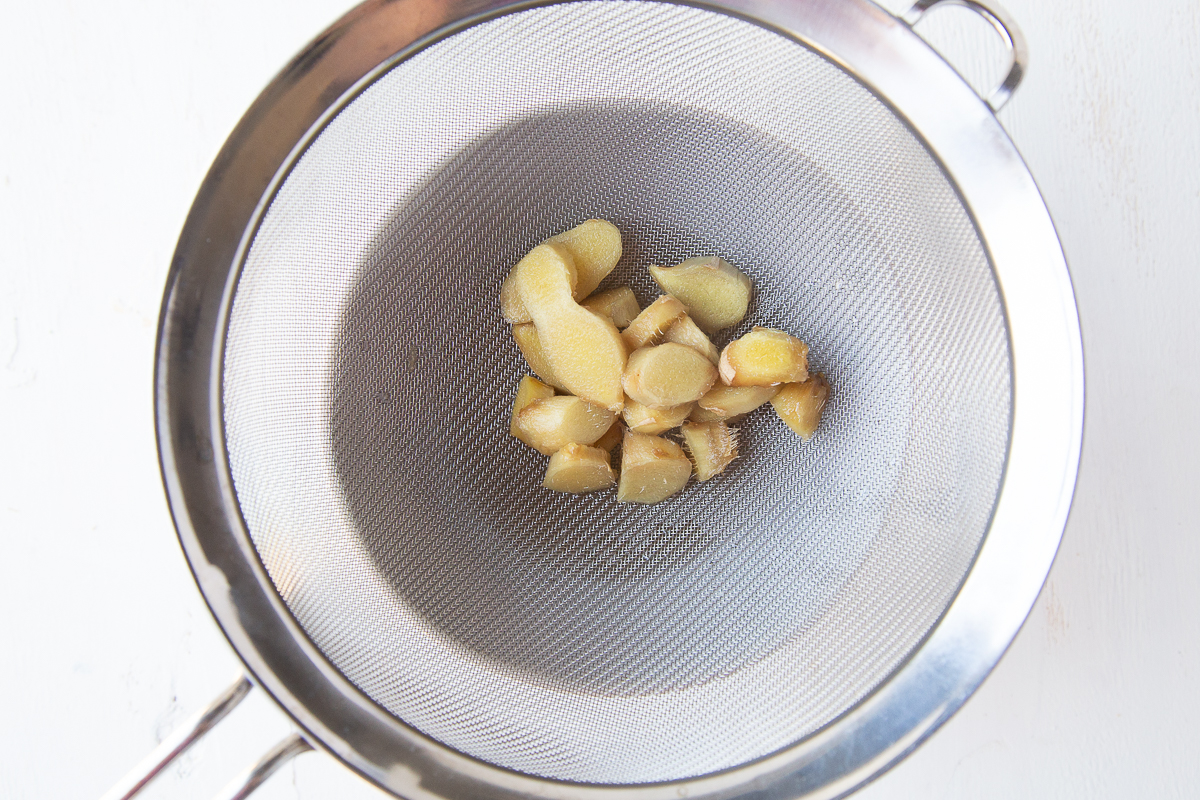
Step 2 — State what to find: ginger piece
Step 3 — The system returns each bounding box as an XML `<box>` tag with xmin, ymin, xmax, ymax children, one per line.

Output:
<box><xmin>663</xmin><ymin>315</ymin><xmax>719</xmax><ymax>364</ymax></box>
<box><xmin>688</xmin><ymin>405</ymin><xmax>733</xmax><ymax>423</ymax></box>
<box><xmin>622</xmin><ymin>399</ymin><xmax>694</xmax><ymax>435</ymax></box>
<box><xmin>771</xmin><ymin>373</ymin><xmax>830</xmax><ymax>440</ymax></box>
<box><xmin>582</xmin><ymin>286</ymin><xmax>640</xmax><ymax>329</ymax></box>
<box><xmin>549</xmin><ymin>219</ymin><xmax>623</xmax><ymax>299</ymax></box>
<box><xmin>697</xmin><ymin>384</ymin><xmax>779</xmax><ymax>419</ymax></box>
<box><xmin>510</xmin><ymin>376</ymin><xmax>555</xmax><ymax>438</ymax></box>
<box><xmin>616</xmin><ymin>430</ymin><xmax>691</xmax><ymax>504</ymax></box>
<box><xmin>623</xmin><ymin>343</ymin><xmax>718</xmax><ymax>410</ymax></box>
<box><xmin>621</xmin><ymin>295</ymin><xmax>687</xmax><ymax>351</ymax></box>
<box><xmin>681</xmin><ymin>421</ymin><xmax>739</xmax><ymax>481</ymax></box>
<box><xmin>719</xmin><ymin>327</ymin><xmax>809</xmax><ymax>387</ymax></box>
<box><xmin>513</xmin><ymin>395</ymin><xmax>616</xmax><ymax>455</ymax></box>
<box><xmin>501</xmin><ymin>220</ymin><xmax>622</xmax><ymax>323</ymax></box>
<box><xmin>512</xmin><ymin>323</ymin><xmax>565</xmax><ymax>391</ymax></box>
<box><xmin>543</xmin><ymin>443</ymin><xmax>616</xmax><ymax>494</ymax></box>
<box><xmin>649</xmin><ymin>256</ymin><xmax>751</xmax><ymax>333</ymax></box>
<box><xmin>512</xmin><ymin>242</ymin><xmax>627</xmax><ymax>411</ymax></box>
<box><xmin>594</xmin><ymin>419</ymin><xmax>624</xmax><ymax>453</ymax></box>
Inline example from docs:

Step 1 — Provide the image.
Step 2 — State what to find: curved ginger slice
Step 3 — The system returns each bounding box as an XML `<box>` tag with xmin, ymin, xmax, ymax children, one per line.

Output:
<box><xmin>501</xmin><ymin>220</ymin><xmax>622</xmax><ymax>323</ymax></box>
<box><xmin>623</xmin><ymin>343</ymin><xmax>717</xmax><ymax>410</ymax></box>
<box><xmin>543</xmin><ymin>443</ymin><xmax>616</xmax><ymax>494</ymax></box>
<box><xmin>513</xmin><ymin>395</ymin><xmax>616</xmax><ymax>455</ymax></box>
<box><xmin>770</xmin><ymin>373</ymin><xmax>830</xmax><ymax>440</ymax></box>
<box><xmin>649</xmin><ymin>256</ymin><xmax>751</xmax><ymax>333</ymax></box>
<box><xmin>616</xmin><ymin>430</ymin><xmax>691</xmax><ymax>504</ymax></box>
<box><xmin>582</xmin><ymin>286</ymin><xmax>640</xmax><ymax>329</ymax></box>
<box><xmin>718</xmin><ymin>327</ymin><xmax>809</xmax><ymax>387</ymax></box>
<box><xmin>622</xmin><ymin>399</ymin><xmax>694</xmax><ymax>435</ymax></box>
<box><xmin>513</xmin><ymin>242</ymin><xmax>627</xmax><ymax>411</ymax></box>
<box><xmin>621</xmin><ymin>295</ymin><xmax>687</xmax><ymax>351</ymax></box>
<box><xmin>697</xmin><ymin>384</ymin><xmax>779</xmax><ymax>418</ymax></box>
<box><xmin>681</xmin><ymin>420</ymin><xmax>739</xmax><ymax>481</ymax></box>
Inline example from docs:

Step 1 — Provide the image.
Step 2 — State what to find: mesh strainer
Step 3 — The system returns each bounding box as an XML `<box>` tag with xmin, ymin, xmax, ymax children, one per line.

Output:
<box><xmin>135</xmin><ymin>0</ymin><xmax>1081</xmax><ymax>797</ymax></box>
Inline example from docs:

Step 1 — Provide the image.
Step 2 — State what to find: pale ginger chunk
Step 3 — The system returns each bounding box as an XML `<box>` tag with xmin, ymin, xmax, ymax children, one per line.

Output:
<box><xmin>621</xmin><ymin>295</ymin><xmax>687</xmax><ymax>351</ymax></box>
<box><xmin>513</xmin><ymin>242</ymin><xmax>627</xmax><ymax>411</ymax></box>
<box><xmin>549</xmin><ymin>219</ymin><xmax>623</xmax><ymax>299</ymax></box>
<box><xmin>513</xmin><ymin>395</ymin><xmax>616</xmax><ymax>455</ymax></box>
<box><xmin>771</xmin><ymin>373</ymin><xmax>830</xmax><ymax>440</ymax></box>
<box><xmin>501</xmin><ymin>220</ymin><xmax>622</xmax><ymax>323</ymax></box>
<box><xmin>622</xmin><ymin>399</ymin><xmax>694</xmax><ymax>435</ymax></box>
<box><xmin>697</xmin><ymin>384</ymin><xmax>779</xmax><ymax>419</ymax></box>
<box><xmin>510</xmin><ymin>375</ymin><xmax>555</xmax><ymax>438</ymax></box>
<box><xmin>681</xmin><ymin>421</ymin><xmax>739</xmax><ymax>481</ymax></box>
<box><xmin>623</xmin><ymin>343</ymin><xmax>717</xmax><ymax>410</ymax></box>
<box><xmin>543</xmin><ymin>443</ymin><xmax>616</xmax><ymax>494</ymax></box>
<box><xmin>617</xmin><ymin>431</ymin><xmax>691</xmax><ymax>504</ymax></box>
<box><xmin>593</xmin><ymin>419</ymin><xmax>625</xmax><ymax>453</ymax></box>
<box><xmin>649</xmin><ymin>256</ymin><xmax>751</xmax><ymax>333</ymax></box>
<box><xmin>719</xmin><ymin>327</ymin><xmax>809</xmax><ymax>387</ymax></box>
<box><xmin>688</xmin><ymin>405</ymin><xmax>732</xmax><ymax>423</ymax></box>
<box><xmin>512</xmin><ymin>323</ymin><xmax>564</xmax><ymax>390</ymax></box>
<box><xmin>582</xmin><ymin>286</ymin><xmax>640</xmax><ymax>329</ymax></box>
<box><xmin>663</xmin><ymin>315</ymin><xmax>719</xmax><ymax>364</ymax></box>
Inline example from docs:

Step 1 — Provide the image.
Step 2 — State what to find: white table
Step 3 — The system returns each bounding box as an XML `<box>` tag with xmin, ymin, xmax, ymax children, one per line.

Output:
<box><xmin>2</xmin><ymin>1</ymin><xmax>1196</xmax><ymax>797</ymax></box>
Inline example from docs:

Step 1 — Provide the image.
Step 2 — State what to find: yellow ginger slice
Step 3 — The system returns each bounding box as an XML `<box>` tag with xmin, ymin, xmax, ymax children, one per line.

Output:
<box><xmin>582</xmin><ymin>286</ymin><xmax>640</xmax><ymax>329</ymax></box>
<box><xmin>543</xmin><ymin>443</ymin><xmax>616</xmax><ymax>494</ymax></box>
<box><xmin>510</xmin><ymin>376</ymin><xmax>555</xmax><ymax>438</ymax></box>
<box><xmin>512</xmin><ymin>242</ymin><xmax>627</xmax><ymax>411</ymax></box>
<box><xmin>649</xmin><ymin>256</ymin><xmax>751</xmax><ymax>333</ymax></box>
<box><xmin>512</xmin><ymin>323</ymin><xmax>564</xmax><ymax>391</ymax></box>
<box><xmin>501</xmin><ymin>220</ymin><xmax>622</xmax><ymax>322</ymax></box>
<box><xmin>697</xmin><ymin>384</ymin><xmax>779</xmax><ymax>419</ymax></box>
<box><xmin>771</xmin><ymin>373</ymin><xmax>830</xmax><ymax>440</ymax></box>
<box><xmin>623</xmin><ymin>343</ymin><xmax>717</xmax><ymax>410</ymax></box>
<box><xmin>622</xmin><ymin>399</ymin><xmax>694</xmax><ymax>435</ymax></box>
<box><xmin>512</xmin><ymin>395</ymin><xmax>616</xmax><ymax>455</ymax></box>
<box><xmin>719</xmin><ymin>327</ymin><xmax>809</xmax><ymax>387</ymax></box>
<box><xmin>549</xmin><ymin>219</ymin><xmax>623</xmax><ymax>298</ymax></box>
<box><xmin>621</xmin><ymin>295</ymin><xmax>687</xmax><ymax>351</ymax></box>
<box><xmin>663</xmin><ymin>315</ymin><xmax>719</xmax><ymax>364</ymax></box>
<box><xmin>681</xmin><ymin>421</ymin><xmax>739</xmax><ymax>481</ymax></box>
<box><xmin>616</xmin><ymin>430</ymin><xmax>691</xmax><ymax>504</ymax></box>
<box><xmin>594</xmin><ymin>419</ymin><xmax>625</xmax><ymax>453</ymax></box>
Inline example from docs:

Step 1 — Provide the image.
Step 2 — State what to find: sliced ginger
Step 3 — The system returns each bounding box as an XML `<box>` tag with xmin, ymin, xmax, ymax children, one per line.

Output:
<box><xmin>512</xmin><ymin>323</ymin><xmax>564</xmax><ymax>390</ymax></box>
<box><xmin>771</xmin><ymin>373</ymin><xmax>830</xmax><ymax>440</ymax></box>
<box><xmin>501</xmin><ymin>219</ymin><xmax>622</xmax><ymax>323</ymax></box>
<box><xmin>719</xmin><ymin>327</ymin><xmax>809</xmax><ymax>387</ymax></box>
<box><xmin>510</xmin><ymin>375</ymin><xmax>555</xmax><ymax>438</ymax></box>
<box><xmin>681</xmin><ymin>421</ymin><xmax>739</xmax><ymax>481</ymax></box>
<box><xmin>512</xmin><ymin>242</ymin><xmax>627</xmax><ymax>411</ymax></box>
<box><xmin>622</xmin><ymin>399</ymin><xmax>694</xmax><ymax>435</ymax></box>
<box><xmin>697</xmin><ymin>384</ymin><xmax>779</xmax><ymax>419</ymax></box>
<box><xmin>617</xmin><ymin>430</ymin><xmax>692</xmax><ymax>504</ymax></box>
<box><xmin>543</xmin><ymin>443</ymin><xmax>616</xmax><ymax>494</ymax></box>
<box><xmin>582</xmin><ymin>286</ymin><xmax>640</xmax><ymax>329</ymax></box>
<box><xmin>621</xmin><ymin>295</ymin><xmax>687</xmax><ymax>351</ymax></box>
<box><xmin>663</xmin><ymin>314</ymin><xmax>719</xmax><ymax>364</ymax></box>
<box><xmin>623</xmin><ymin>343</ymin><xmax>718</xmax><ymax>410</ymax></box>
<box><xmin>649</xmin><ymin>256</ymin><xmax>751</xmax><ymax>333</ymax></box>
<box><xmin>513</xmin><ymin>395</ymin><xmax>616</xmax><ymax>455</ymax></box>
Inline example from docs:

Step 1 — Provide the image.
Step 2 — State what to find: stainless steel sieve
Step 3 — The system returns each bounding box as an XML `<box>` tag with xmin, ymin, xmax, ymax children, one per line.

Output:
<box><xmin>118</xmin><ymin>0</ymin><xmax>1082</xmax><ymax>797</ymax></box>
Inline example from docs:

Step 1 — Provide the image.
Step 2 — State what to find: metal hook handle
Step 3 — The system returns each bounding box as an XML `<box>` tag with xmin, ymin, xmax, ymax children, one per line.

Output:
<box><xmin>100</xmin><ymin>674</ymin><xmax>313</xmax><ymax>800</ymax></box>
<box><xmin>902</xmin><ymin>0</ymin><xmax>1028</xmax><ymax>111</ymax></box>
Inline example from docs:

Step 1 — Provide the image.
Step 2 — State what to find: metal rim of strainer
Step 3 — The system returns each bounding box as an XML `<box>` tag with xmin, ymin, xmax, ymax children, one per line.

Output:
<box><xmin>154</xmin><ymin>0</ymin><xmax>1084</xmax><ymax>798</ymax></box>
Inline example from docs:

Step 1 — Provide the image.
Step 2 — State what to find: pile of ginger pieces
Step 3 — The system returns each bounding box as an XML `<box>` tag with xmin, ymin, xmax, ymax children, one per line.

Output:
<box><xmin>502</xmin><ymin>219</ymin><xmax>830</xmax><ymax>505</ymax></box>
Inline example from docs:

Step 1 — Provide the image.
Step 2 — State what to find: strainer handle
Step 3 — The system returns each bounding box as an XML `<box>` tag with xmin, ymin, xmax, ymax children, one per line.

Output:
<box><xmin>100</xmin><ymin>674</ymin><xmax>313</xmax><ymax>800</ymax></box>
<box><xmin>901</xmin><ymin>0</ymin><xmax>1028</xmax><ymax>111</ymax></box>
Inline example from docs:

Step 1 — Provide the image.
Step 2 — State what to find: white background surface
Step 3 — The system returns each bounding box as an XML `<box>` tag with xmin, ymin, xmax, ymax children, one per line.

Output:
<box><xmin>1</xmin><ymin>1</ymin><xmax>1197</xmax><ymax>798</ymax></box>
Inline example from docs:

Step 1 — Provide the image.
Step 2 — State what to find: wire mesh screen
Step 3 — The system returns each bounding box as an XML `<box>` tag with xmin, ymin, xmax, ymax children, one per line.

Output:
<box><xmin>222</xmin><ymin>0</ymin><xmax>1011</xmax><ymax>784</ymax></box>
